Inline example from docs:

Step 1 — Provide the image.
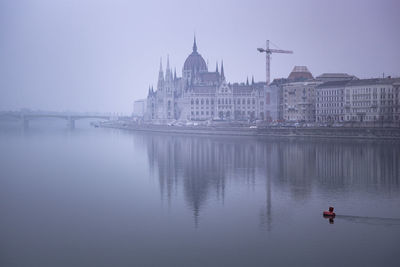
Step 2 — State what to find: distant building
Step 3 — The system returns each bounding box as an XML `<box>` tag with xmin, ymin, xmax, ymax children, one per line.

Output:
<box><xmin>146</xmin><ymin>38</ymin><xmax>267</xmax><ymax>122</ymax></box>
<box><xmin>133</xmin><ymin>99</ymin><xmax>147</xmax><ymax>117</ymax></box>
<box><xmin>268</xmin><ymin>66</ymin><xmax>316</xmax><ymax>122</ymax></box>
<box><xmin>274</xmin><ymin>66</ymin><xmax>320</xmax><ymax>122</ymax></box>
<box><xmin>316</xmin><ymin>78</ymin><xmax>400</xmax><ymax>122</ymax></box>
<box><xmin>345</xmin><ymin>78</ymin><xmax>400</xmax><ymax>122</ymax></box>
<box><xmin>282</xmin><ymin>80</ymin><xmax>321</xmax><ymax>122</ymax></box>
<box><xmin>315</xmin><ymin>80</ymin><xmax>346</xmax><ymax>122</ymax></box>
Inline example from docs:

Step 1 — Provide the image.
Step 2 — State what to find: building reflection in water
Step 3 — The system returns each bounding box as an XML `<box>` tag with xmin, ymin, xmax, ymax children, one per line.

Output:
<box><xmin>141</xmin><ymin>133</ymin><xmax>400</xmax><ymax>227</ymax></box>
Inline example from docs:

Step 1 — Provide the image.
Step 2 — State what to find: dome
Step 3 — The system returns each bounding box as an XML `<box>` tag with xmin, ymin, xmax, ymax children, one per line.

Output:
<box><xmin>183</xmin><ymin>52</ymin><xmax>208</xmax><ymax>73</ymax></box>
<box><xmin>183</xmin><ymin>37</ymin><xmax>208</xmax><ymax>75</ymax></box>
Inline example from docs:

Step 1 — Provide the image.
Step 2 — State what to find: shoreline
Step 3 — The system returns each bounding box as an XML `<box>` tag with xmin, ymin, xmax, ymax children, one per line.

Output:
<box><xmin>100</xmin><ymin>122</ymin><xmax>400</xmax><ymax>141</ymax></box>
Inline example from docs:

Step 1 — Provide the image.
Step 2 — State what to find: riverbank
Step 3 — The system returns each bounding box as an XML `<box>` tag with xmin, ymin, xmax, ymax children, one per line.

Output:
<box><xmin>100</xmin><ymin>121</ymin><xmax>400</xmax><ymax>140</ymax></box>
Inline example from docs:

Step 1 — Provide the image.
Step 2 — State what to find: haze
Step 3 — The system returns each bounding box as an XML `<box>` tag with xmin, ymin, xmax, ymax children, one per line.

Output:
<box><xmin>1</xmin><ymin>0</ymin><xmax>399</xmax><ymax>114</ymax></box>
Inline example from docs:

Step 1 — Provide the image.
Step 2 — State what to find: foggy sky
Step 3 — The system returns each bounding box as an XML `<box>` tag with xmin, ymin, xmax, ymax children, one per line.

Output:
<box><xmin>1</xmin><ymin>0</ymin><xmax>399</xmax><ymax>114</ymax></box>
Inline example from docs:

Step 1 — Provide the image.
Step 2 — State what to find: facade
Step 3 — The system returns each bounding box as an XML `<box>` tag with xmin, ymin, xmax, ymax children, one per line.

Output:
<box><xmin>265</xmin><ymin>84</ymin><xmax>279</xmax><ymax>121</ymax></box>
<box><xmin>133</xmin><ymin>99</ymin><xmax>147</xmax><ymax>117</ymax></box>
<box><xmin>282</xmin><ymin>80</ymin><xmax>320</xmax><ymax>122</ymax></box>
<box><xmin>275</xmin><ymin>66</ymin><xmax>320</xmax><ymax>122</ymax></box>
<box><xmin>269</xmin><ymin>66</ymin><xmax>318</xmax><ymax>122</ymax></box>
<box><xmin>269</xmin><ymin>78</ymin><xmax>289</xmax><ymax>121</ymax></box>
<box><xmin>146</xmin><ymin>38</ymin><xmax>267</xmax><ymax>122</ymax></box>
<box><xmin>316</xmin><ymin>78</ymin><xmax>400</xmax><ymax>123</ymax></box>
<box><xmin>315</xmin><ymin>80</ymin><xmax>346</xmax><ymax>122</ymax></box>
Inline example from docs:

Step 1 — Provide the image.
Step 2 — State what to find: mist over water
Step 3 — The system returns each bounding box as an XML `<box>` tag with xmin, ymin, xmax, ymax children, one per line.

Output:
<box><xmin>1</xmin><ymin>123</ymin><xmax>399</xmax><ymax>266</ymax></box>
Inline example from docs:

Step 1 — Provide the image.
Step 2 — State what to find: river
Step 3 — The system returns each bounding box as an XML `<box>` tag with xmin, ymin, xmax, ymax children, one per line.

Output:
<box><xmin>1</xmin><ymin>120</ymin><xmax>400</xmax><ymax>266</ymax></box>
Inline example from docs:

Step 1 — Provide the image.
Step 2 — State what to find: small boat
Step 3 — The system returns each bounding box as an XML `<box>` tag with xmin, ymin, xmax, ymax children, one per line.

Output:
<box><xmin>323</xmin><ymin>206</ymin><xmax>336</xmax><ymax>217</ymax></box>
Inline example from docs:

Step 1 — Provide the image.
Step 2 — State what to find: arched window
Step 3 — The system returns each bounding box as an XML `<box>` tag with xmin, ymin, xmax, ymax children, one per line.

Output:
<box><xmin>201</xmin><ymin>99</ymin><xmax>204</xmax><ymax>105</ymax></box>
<box><xmin>191</xmin><ymin>99</ymin><xmax>194</xmax><ymax>105</ymax></box>
<box><xmin>211</xmin><ymin>99</ymin><xmax>214</xmax><ymax>105</ymax></box>
<box><xmin>196</xmin><ymin>99</ymin><xmax>199</xmax><ymax>105</ymax></box>
<box><xmin>206</xmin><ymin>99</ymin><xmax>209</xmax><ymax>105</ymax></box>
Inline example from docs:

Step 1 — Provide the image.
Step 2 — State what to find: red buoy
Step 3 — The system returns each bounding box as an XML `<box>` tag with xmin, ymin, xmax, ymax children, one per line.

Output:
<box><xmin>323</xmin><ymin>206</ymin><xmax>336</xmax><ymax>217</ymax></box>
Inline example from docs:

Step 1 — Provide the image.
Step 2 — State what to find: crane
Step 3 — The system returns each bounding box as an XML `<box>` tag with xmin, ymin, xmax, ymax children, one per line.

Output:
<box><xmin>257</xmin><ymin>40</ymin><xmax>293</xmax><ymax>85</ymax></box>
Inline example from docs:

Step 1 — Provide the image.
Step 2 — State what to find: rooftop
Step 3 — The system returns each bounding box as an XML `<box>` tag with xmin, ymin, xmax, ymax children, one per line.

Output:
<box><xmin>288</xmin><ymin>66</ymin><xmax>313</xmax><ymax>81</ymax></box>
<box><xmin>317</xmin><ymin>77</ymin><xmax>400</xmax><ymax>88</ymax></box>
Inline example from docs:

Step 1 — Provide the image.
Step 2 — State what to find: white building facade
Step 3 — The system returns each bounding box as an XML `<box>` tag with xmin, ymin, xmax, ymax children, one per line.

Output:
<box><xmin>316</xmin><ymin>78</ymin><xmax>400</xmax><ymax>123</ymax></box>
<box><xmin>282</xmin><ymin>80</ymin><xmax>321</xmax><ymax>122</ymax></box>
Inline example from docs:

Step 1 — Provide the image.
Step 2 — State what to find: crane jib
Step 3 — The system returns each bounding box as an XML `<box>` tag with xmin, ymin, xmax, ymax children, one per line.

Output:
<box><xmin>256</xmin><ymin>40</ymin><xmax>293</xmax><ymax>85</ymax></box>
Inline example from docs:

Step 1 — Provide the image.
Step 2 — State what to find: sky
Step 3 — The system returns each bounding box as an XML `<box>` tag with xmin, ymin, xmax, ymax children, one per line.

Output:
<box><xmin>0</xmin><ymin>0</ymin><xmax>399</xmax><ymax>114</ymax></box>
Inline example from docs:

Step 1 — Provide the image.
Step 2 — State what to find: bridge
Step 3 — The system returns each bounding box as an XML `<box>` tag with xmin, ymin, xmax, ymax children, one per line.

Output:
<box><xmin>0</xmin><ymin>112</ymin><xmax>113</xmax><ymax>129</ymax></box>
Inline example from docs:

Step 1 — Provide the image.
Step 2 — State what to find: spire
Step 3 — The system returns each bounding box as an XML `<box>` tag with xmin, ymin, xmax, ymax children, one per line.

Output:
<box><xmin>220</xmin><ymin>60</ymin><xmax>225</xmax><ymax>81</ymax></box>
<box><xmin>251</xmin><ymin>75</ymin><xmax>255</xmax><ymax>85</ymax></box>
<box><xmin>166</xmin><ymin>55</ymin><xmax>170</xmax><ymax>71</ymax></box>
<box><xmin>174</xmin><ymin>68</ymin><xmax>177</xmax><ymax>80</ymax></box>
<box><xmin>215</xmin><ymin>62</ymin><xmax>219</xmax><ymax>73</ymax></box>
<box><xmin>157</xmin><ymin>57</ymin><xmax>164</xmax><ymax>90</ymax></box>
<box><xmin>246</xmin><ymin>76</ymin><xmax>249</xmax><ymax>86</ymax></box>
<box><xmin>165</xmin><ymin>54</ymin><xmax>172</xmax><ymax>82</ymax></box>
<box><xmin>193</xmin><ymin>35</ymin><xmax>197</xmax><ymax>53</ymax></box>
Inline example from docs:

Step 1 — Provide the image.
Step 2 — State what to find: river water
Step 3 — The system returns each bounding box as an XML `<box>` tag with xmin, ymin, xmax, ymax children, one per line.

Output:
<box><xmin>1</xmin><ymin>121</ymin><xmax>400</xmax><ymax>266</ymax></box>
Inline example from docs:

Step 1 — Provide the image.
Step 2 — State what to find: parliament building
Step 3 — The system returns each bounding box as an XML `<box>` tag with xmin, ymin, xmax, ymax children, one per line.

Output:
<box><xmin>146</xmin><ymin>38</ymin><xmax>268</xmax><ymax>122</ymax></box>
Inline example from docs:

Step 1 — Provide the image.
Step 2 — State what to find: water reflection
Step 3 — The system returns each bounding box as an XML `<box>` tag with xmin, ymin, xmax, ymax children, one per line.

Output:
<box><xmin>325</xmin><ymin>215</ymin><xmax>400</xmax><ymax>226</ymax></box>
<box><xmin>143</xmin><ymin>133</ymin><xmax>400</xmax><ymax>227</ymax></box>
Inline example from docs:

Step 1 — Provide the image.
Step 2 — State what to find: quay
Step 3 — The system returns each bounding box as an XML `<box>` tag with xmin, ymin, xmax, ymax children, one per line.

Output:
<box><xmin>101</xmin><ymin>121</ymin><xmax>400</xmax><ymax>140</ymax></box>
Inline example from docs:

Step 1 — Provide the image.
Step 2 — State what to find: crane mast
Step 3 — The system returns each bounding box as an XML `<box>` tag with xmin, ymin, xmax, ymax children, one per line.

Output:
<box><xmin>257</xmin><ymin>40</ymin><xmax>293</xmax><ymax>85</ymax></box>
<box><xmin>266</xmin><ymin>40</ymin><xmax>271</xmax><ymax>87</ymax></box>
